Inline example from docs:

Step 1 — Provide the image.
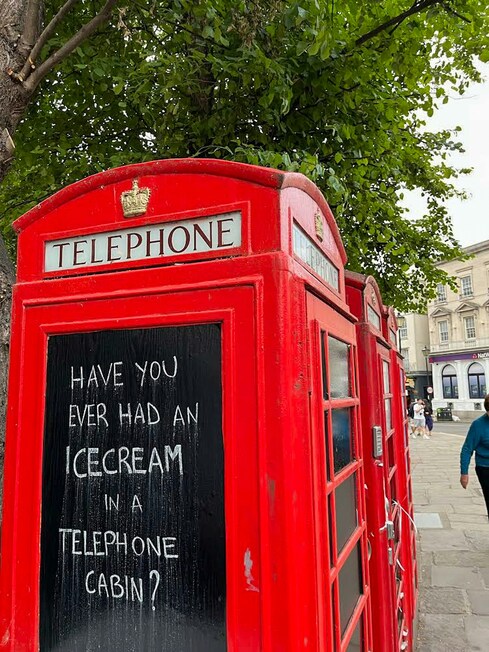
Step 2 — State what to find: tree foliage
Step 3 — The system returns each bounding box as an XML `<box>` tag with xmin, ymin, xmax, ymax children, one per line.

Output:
<box><xmin>2</xmin><ymin>0</ymin><xmax>489</xmax><ymax>310</ymax></box>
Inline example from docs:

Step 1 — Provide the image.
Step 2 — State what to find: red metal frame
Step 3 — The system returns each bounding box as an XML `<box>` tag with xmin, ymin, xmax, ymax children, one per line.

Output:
<box><xmin>307</xmin><ymin>294</ymin><xmax>372</xmax><ymax>652</ymax></box>
<box><xmin>345</xmin><ymin>272</ymin><xmax>417</xmax><ymax>652</ymax></box>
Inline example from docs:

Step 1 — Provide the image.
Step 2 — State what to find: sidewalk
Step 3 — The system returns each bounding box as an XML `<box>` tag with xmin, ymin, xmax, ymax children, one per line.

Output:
<box><xmin>412</xmin><ymin>428</ymin><xmax>489</xmax><ymax>651</ymax></box>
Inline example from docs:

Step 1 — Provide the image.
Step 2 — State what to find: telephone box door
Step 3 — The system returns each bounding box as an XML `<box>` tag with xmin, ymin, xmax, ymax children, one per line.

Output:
<box><xmin>377</xmin><ymin>345</ymin><xmax>407</xmax><ymax>650</ymax></box>
<box><xmin>307</xmin><ymin>293</ymin><xmax>371</xmax><ymax>652</ymax></box>
<box><xmin>0</xmin><ymin>284</ymin><xmax>261</xmax><ymax>651</ymax></box>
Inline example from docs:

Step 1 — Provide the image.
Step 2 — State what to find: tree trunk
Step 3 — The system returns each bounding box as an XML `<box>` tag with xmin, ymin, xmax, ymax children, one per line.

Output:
<box><xmin>0</xmin><ymin>0</ymin><xmax>42</xmax><ymax>512</ymax></box>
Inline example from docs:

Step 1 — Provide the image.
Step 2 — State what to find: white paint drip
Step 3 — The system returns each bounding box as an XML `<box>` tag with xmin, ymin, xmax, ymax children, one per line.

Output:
<box><xmin>244</xmin><ymin>548</ymin><xmax>260</xmax><ymax>593</ymax></box>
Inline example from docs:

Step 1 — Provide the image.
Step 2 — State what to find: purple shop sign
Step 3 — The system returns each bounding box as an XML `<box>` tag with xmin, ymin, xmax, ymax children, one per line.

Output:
<box><xmin>429</xmin><ymin>350</ymin><xmax>489</xmax><ymax>363</ymax></box>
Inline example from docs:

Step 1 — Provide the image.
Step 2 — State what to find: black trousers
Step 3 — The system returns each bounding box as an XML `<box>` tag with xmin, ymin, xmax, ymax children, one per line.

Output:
<box><xmin>475</xmin><ymin>466</ymin><xmax>489</xmax><ymax>519</ymax></box>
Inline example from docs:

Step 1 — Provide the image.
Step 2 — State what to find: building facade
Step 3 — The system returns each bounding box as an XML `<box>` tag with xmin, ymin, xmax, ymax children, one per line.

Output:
<box><xmin>397</xmin><ymin>312</ymin><xmax>431</xmax><ymax>401</ymax></box>
<box><xmin>428</xmin><ymin>239</ymin><xmax>489</xmax><ymax>419</ymax></box>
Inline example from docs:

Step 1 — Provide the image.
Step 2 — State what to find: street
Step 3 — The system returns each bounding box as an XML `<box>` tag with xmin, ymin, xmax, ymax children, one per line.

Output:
<box><xmin>431</xmin><ymin>420</ymin><xmax>471</xmax><ymax>438</ymax></box>
<box><xmin>412</xmin><ymin>426</ymin><xmax>489</xmax><ymax>651</ymax></box>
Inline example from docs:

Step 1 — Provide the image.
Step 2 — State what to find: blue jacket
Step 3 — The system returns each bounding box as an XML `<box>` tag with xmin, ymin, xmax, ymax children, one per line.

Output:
<box><xmin>460</xmin><ymin>413</ymin><xmax>489</xmax><ymax>475</ymax></box>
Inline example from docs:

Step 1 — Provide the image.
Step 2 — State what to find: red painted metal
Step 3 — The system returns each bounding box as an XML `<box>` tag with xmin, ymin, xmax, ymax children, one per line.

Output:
<box><xmin>345</xmin><ymin>272</ymin><xmax>417</xmax><ymax>652</ymax></box>
<box><xmin>0</xmin><ymin>158</ymin><xmax>415</xmax><ymax>651</ymax></box>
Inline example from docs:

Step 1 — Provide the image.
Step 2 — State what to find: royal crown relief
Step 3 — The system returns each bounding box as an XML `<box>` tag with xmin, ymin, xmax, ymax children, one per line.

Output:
<box><xmin>120</xmin><ymin>179</ymin><xmax>151</xmax><ymax>218</ymax></box>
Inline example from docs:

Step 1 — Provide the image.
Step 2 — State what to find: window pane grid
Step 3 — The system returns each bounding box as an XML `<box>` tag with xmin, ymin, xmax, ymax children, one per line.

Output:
<box><xmin>436</xmin><ymin>283</ymin><xmax>446</xmax><ymax>301</ymax></box>
<box><xmin>468</xmin><ymin>363</ymin><xmax>486</xmax><ymax>399</ymax></box>
<box><xmin>460</xmin><ymin>275</ymin><xmax>473</xmax><ymax>296</ymax></box>
<box><xmin>442</xmin><ymin>364</ymin><xmax>458</xmax><ymax>399</ymax></box>
<box><xmin>464</xmin><ymin>316</ymin><xmax>476</xmax><ymax>340</ymax></box>
<box><xmin>439</xmin><ymin>320</ymin><xmax>449</xmax><ymax>342</ymax></box>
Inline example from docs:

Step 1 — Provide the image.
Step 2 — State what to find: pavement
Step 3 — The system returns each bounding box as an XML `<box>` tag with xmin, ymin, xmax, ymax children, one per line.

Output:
<box><xmin>412</xmin><ymin>420</ymin><xmax>489</xmax><ymax>651</ymax></box>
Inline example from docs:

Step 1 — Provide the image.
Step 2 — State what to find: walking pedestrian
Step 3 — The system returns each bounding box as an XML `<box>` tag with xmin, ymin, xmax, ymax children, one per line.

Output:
<box><xmin>412</xmin><ymin>398</ymin><xmax>426</xmax><ymax>438</ymax></box>
<box><xmin>460</xmin><ymin>394</ymin><xmax>489</xmax><ymax>519</ymax></box>
<box><xmin>424</xmin><ymin>400</ymin><xmax>433</xmax><ymax>438</ymax></box>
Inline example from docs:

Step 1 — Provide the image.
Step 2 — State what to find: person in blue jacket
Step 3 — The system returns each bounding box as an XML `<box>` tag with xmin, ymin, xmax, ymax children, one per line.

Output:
<box><xmin>460</xmin><ymin>393</ymin><xmax>489</xmax><ymax>519</ymax></box>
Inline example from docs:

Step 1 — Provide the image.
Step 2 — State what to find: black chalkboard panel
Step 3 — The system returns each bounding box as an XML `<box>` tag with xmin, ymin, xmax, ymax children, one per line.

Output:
<box><xmin>40</xmin><ymin>325</ymin><xmax>226</xmax><ymax>651</ymax></box>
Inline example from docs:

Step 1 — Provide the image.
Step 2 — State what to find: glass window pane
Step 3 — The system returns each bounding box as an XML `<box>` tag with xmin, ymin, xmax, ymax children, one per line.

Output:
<box><xmin>388</xmin><ymin>435</ymin><xmax>395</xmax><ymax>472</ymax></box>
<box><xmin>335</xmin><ymin>473</ymin><xmax>358</xmax><ymax>554</ymax></box>
<box><xmin>328</xmin><ymin>493</ymin><xmax>335</xmax><ymax>566</ymax></box>
<box><xmin>339</xmin><ymin>543</ymin><xmax>363</xmax><ymax>635</ymax></box>
<box><xmin>332</xmin><ymin>584</ymin><xmax>339</xmax><ymax>651</ymax></box>
<box><xmin>383</xmin><ymin>360</ymin><xmax>390</xmax><ymax>393</ymax></box>
<box><xmin>367</xmin><ymin>305</ymin><xmax>380</xmax><ymax>330</ymax></box>
<box><xmin>328</xmin><ymin>336</ymin><xmax>350</xmax><ymax>398</ymax></box>
<box><xmin>347</xmin><ymin>616</ymin><xmax>362</xmax><ymax>651</ymax></box>
<box><xmin>332</xmin><ymin>408</ymin><xmax>353</xmax><ymax>473</ymax></box>
<box><xmin>324</xmin><ymin>411</ymin><xmax>331</xmax><ymax>481</ymax></box>
<box><xmin>384</xmin><ymin>398</ymin><xmax>392</xmax><ymax>431</ymax></box>
<box><xmin>321</xmin><ymin>332</ymin><xmax>328</xmax><ymax>400</ymax></box>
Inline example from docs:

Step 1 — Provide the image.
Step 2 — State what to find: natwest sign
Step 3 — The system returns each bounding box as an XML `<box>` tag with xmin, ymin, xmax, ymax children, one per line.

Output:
<box><xmin>45</xmin><ymin>210</ymin><xmax>241</xmax><ymax>272</ymax></box>
<box><xmin>430</xmin><ymin>349</ymin><xmax>489</xmax><ymax>363</ymax></box>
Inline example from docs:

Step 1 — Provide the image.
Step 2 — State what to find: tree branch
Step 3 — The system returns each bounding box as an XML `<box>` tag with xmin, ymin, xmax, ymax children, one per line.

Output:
<box><xmin>440</xmin><ymin>2</ymin><xmax>471</xmax><ymax>23</ymax></box>
<box><xmin>13</xmin><ymin>0</ymin><xmax>80</xmax><ymax>83</ymax></box>
<box><xmin>24</xmin><ymin>0</ymin><xmax>119</xmax><ymax>93</ymax></box>
<box><xmin>355</xmin><ymin>0</ymin><xmax>440</xmax><ymax>48</ymax></box>
<box><xmin>16</xmin><ymin>0</ymin><xmax>42</xmax><ymax>57</ymax></box>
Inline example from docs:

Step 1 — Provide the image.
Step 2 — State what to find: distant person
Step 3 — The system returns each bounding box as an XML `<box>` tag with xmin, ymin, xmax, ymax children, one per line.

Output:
<box><xmin>460</xmin><ymin>394</ymin><xmax>489</xmax><ymax>519</ymax></box>
<box><xmin>412</xmin><ymin>398</ymin><xmax>426</xmax><ymax>438</ymax></box>
<box><xmin>424</xmin><ymin>400</ymin><xmax>433</xmax><ymax>438</ymax></box>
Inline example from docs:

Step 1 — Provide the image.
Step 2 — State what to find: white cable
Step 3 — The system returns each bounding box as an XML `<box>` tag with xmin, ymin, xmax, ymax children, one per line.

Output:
<box><xmin>393</xmin><ymin>499</ymin><xmax>418</xmax><ymax>534</ymax></box>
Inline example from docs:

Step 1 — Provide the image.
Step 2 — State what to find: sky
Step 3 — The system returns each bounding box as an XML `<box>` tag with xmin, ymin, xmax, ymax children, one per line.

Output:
<box><xmin>404</xmin><ymin>64</ymin><xmax>489</xmax><ymax>248</ymax></box>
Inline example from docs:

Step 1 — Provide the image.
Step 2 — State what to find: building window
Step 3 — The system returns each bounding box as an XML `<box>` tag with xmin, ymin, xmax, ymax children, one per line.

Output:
<box><xmin>397</xmin><ymin>316</ymin><xmax>407</xmax><ymax>341</ymax></box>
<box><xmin>464</xmin><ymin>315</ymin><xmax>476</xmax><ymax>340</ymax></box>
<box><xmin>468</xmin><ymin>362</ymin><xmax>486</xmax><ymax>399</ymax></box>
<box><xmin>400</xmin><ymin>349</ymin><xmax>409</xmax><ymax>371</ymax></box>
<box><xmin>436</xmin><ymin>284</ymin><xmax>447</xmax><ymax>302</ymax></box>
<box><xmin>438</xmin><ymin>320</ymin><xmax>449</xmax><ymax>343</ymax></box>
<box><xmin>442</xmin><ymin>364</ymin><xmax>458</xmax><ymax>399</ymax></box>
<box><xmin>460</xmin><ymin>275</ymin><xmax>473</xmax><ymax>297</ymax></box>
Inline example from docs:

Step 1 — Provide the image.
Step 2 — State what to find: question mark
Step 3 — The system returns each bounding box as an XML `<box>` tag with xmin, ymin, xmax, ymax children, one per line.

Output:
<box><xmin>149</xmin><ymin>570</ymin><xmax>160</xmax><ymax>611</ymax></box>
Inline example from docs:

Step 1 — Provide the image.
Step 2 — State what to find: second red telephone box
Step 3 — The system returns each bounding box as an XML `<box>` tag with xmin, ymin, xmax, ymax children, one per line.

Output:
<box><xmin>345</xmin><ymin>272</ymin><xmax>417</xmax><ymax>652</ymax></box>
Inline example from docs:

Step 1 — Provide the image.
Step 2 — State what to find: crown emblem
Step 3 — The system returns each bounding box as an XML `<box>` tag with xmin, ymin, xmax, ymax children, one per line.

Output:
<box><xmin>314</xmin><ymin>212</ymin><xmax>324</xmax><ymax>241</ymax></box>
<box><xmin>121</xmin><ymin>179</ymin><xmax>151</xmax><ymax>218</ymax></box>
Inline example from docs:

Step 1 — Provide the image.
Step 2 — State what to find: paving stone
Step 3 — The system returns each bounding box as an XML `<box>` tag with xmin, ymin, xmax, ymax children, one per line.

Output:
<box><xmin>415</xmin><ymin>512</ymin><xmax>443</xmax><ymax>529</ymax></box>
<box><xmin>465</xmin><ymin>615</ymin><xmax>489</xmax><ymax>651</ymax></box>
<box><xmin>418</xmin><ymin>529</ymin><xmax>470</xmax><ymax>552</ymax></box>
<box><xmin>465</xmin><ymin>530</ymin><xmax>489</xmax><ymax>552</ymax></box>
<box><xmin>449</xmin><ymin>521</ymin><xmax>489</xmax><ymax>532</ymax></box>
<box><xmin>467</xmin><ymin>590</ymin><xmax>489</xmax><ymax>615</ymax></box>
<box><xmin>415</xmin><ymin>614</ymin><xmax>467</xmax><ymax>651</ymax></box>
<box><xmin>447</xmin><ymin>514</ymin><xmax>488</xmax><ymax>525</ymax></box>
<box><xmin>434</xmin><ymin>551</ymin><xmax>489</xmax><ymax>568</ymax></box>
<box><xmin>452</xmin><ymin>504</ymin><xmax>487</xmax><ymax>516</ymax></box>
<box><xmin>478</xmin><ymin>568</ymin><xmax>489</xmax><ymax>589</ymax></box>
<box><xmin>416</xmin><ymin>504</ymin><xmax>455</xmax><ymax>513</ymax></box>
<box><xmin>431</xmin><ymin>566</ymin><xmax>484</xmax><ymax>590</ymax></box>
<box><xmin>418</xmin><ymin>587</ymin><xmax>469</xmax><ymax>614</ymax></box>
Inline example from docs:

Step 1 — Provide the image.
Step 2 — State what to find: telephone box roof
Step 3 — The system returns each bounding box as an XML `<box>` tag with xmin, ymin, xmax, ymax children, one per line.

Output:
<box><xmin>13</xmin><ymin>158</ymin><xmax>346</xmax><ymax>264</ymax></box>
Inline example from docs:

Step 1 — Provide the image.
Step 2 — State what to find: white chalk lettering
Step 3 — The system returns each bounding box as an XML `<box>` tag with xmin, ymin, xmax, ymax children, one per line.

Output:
<box><xmin>173</xmin><ymin>403</ymin><xmax>199</xmax><ymax>426</ymax></box>
<box><xmin>66</xmin><ymin>446</ymin><xmax>182</xmax><ymax>477</ymax></box>
<box><xmin>134</xmin><ymin>358</ymin><xmax>178</xmax><ymax>386</ymax></box>
<box><xmin>69</xmin><ymin>362</ymin><xmax>124</xmax><ymax>390</ymax></box>
<box><xmin>60</xmin><ymin>528</ymin><xmax>179</xmax><ymax>559</ymax></box>
<box><xmin>69</xmin><ymin>403</ymin><xmax>109</xmax><ymax>428</ymax></box>
<box><xmin>131</xmin><ymin>494</ymin><xmax>143</xmax><ymax>513</ymax></box>
<box><xmin>118</xmin><ymin>402</ymin><xmax>160</xmax><ymax>426</ymax></box>
<box><xmin>84</xmin><ymin>571</ymin><xmax>144</xmax><ymax>602</ymax></box>
<box><xmin>104</xmin><ymin>493</ymin><xmax>120</xmax><ymax>511</ymax></box>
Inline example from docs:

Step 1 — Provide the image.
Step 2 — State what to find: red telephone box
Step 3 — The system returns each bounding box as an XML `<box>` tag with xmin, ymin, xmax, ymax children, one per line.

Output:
<box><xmin>383</xmin><ymin>305</ymin><xmax>418</xmax><ymax>649</ymax></box>
<box><xmin>0</xmin><ymin>159</ymin><xmax>373</xmax><ymax>651</ymax></box>
<box><xmin>345</xmin><ymin>272</ymin><xmax>417</xmax><ymax>652</ymax></box>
